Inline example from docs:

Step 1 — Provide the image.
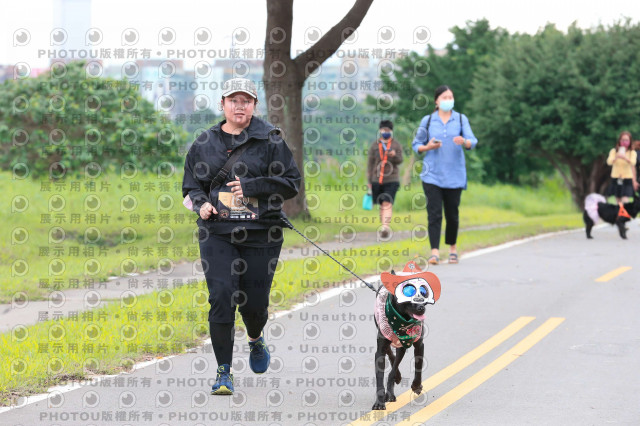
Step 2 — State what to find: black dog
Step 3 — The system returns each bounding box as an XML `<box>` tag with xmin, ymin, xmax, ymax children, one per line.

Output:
<box><xmin>583</xmin><ymin>192</ymin><xmax>640</xmax><ymax>239</ymax></box>
<box><xmin>372</xmin><ymin>262</ymin><xmax>441</xmax><ymax>410</ymax></box>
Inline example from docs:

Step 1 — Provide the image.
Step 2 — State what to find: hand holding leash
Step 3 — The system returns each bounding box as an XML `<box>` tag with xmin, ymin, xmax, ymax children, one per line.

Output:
<box><xmin>199</xmin><ymin>202</ymin><xmax>217</xmax><ymax>220</ymax></box>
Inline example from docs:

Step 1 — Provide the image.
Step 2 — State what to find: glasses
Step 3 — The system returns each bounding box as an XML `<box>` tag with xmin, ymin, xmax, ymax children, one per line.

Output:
<box><xmin>227</xmin><ymin>98</ymin><xmax>253</xmax><ymax>108</ymax></box>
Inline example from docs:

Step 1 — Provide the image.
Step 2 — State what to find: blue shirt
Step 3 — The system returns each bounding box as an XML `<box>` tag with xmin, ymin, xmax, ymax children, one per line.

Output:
<box><xmin>412</xmin><ymin>110</ymin><xmax>478</xmax><ymax>189</ymax></box>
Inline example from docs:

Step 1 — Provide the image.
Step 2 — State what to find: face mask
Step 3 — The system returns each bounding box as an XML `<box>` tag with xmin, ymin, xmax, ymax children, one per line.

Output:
<box><xmin>380</xmin><ymin>132</ymin><xmax>392</xmax><ymax>140</ymax></box>
<box><xmin>621</xmin><ymin>140</ymin><xmax>630</xmax><ymax>148</ymax></box>
<box><xmin>439</xmin><ymin>99</ymin><xmax>454</xmax><ymax>112</ymax></box>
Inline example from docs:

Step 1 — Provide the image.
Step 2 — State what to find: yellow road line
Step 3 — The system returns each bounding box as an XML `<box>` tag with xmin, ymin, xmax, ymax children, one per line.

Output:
<box><xmin>397</xmin><ymin>317</ymin><xmax>565</xmax><ymax>424</ymax></box>
<box><xmin>595</xmin><ymin>266</ymin><xmax>632</xmax><ymax>282</ymax></box>
<box><xmin>348</xmin><ymin>316</ymin><xmax>535</xmax><ymax>426</ymax></box>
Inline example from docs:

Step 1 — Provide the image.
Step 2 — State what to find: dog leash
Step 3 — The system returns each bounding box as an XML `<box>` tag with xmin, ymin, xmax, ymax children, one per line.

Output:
<box><xmin>280</xmin><ymin>217</ymin><xmax>378</xmax><ymax>293</ymax></box>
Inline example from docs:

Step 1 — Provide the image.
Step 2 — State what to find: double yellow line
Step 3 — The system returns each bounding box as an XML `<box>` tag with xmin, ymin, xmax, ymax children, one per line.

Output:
<box><xmin>350</xmin><ymin>316</ymin><xmax>564</xmax><ymax>425</ymax></box>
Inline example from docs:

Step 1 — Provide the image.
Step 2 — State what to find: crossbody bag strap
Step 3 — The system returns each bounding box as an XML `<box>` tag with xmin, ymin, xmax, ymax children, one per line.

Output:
<box><xmin>208</xmin><ymin>127</ymin><xmax>281</xmax><ymax>194</ymax></box>
<box><xmin>209</xmin><ymin>141</ymin><xmax>253</xmax><ymax>193</ymax></box>
<box><xmin>426</xmin><ymin>111</ymin><xmax>462</xmax><ymax>139</ymax></box>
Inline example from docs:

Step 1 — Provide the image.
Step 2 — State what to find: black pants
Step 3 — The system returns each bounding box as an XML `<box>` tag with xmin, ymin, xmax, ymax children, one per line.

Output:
<box><xmin>422</xmin><ymin>183</ymin><xmax>463</xmax><ymax>250</ymax></box>
<box><xmin>198</xmin><ymin>230</ymin><xmax>282</xmax><ymax>366</ymax></box>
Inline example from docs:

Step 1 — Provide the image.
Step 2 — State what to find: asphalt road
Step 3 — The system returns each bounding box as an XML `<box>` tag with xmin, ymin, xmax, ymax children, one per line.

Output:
<box><xmin>0</xmin><ymin>228</ymin><xmax>408</xmax><ymax>334</ymax></box>
<box><xmin>0</xmin><ymin>225</ymin><xmax>507</xmax><ymax>333</ymax></box>
<box><xmin>2</xmin><ymin>224</ymin><xmax>639</xmax><ymax>425</ymax></box>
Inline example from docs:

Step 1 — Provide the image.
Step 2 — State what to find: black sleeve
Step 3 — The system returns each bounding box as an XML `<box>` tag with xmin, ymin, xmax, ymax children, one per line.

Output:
<box><xmin>182</xmin><ymin>143</ymin><xmax>210</xmax><ymax>214</ymax></box>
<box><xmin>242</xmin><ymin>137</ymin><xmax>301</xmax><ymax>200</ymax></box>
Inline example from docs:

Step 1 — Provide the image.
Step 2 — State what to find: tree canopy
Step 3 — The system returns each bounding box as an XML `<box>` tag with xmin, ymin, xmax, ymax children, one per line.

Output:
<box><xmin>0</xmin><ymin>61</ymin><xmax>187</xmax><ymax>179</ymax></box>
<box><xmin>376</xmin><ymin>18</ymin><xmax>640</xmax><ymax>205</ymax></box>
<box><xmin>373</xmin><ymin>19</ymin><xmax>509</xmax><ymax>124</ymax></box>
<box><xmin>469</xmin><ymin>20</ymin><xmax>640</xmax><ymax>205</ymax></box>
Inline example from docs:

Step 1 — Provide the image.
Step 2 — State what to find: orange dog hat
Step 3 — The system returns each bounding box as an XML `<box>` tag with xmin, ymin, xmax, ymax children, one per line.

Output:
<box><xmin>380</xmin><ymin>261</ymin><xmax>441</xmax><ymax>305</ymax></box>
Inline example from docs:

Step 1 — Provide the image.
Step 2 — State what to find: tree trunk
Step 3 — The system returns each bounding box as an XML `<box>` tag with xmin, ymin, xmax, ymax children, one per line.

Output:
<box><xmin>566</xmin><ymin>160</ymin><xmax>587</xmax><ymax>209</ymax></box>
<box><xmin>276</xmin><ymin>79</ymin><xmax>307</xmax><ymax>218</ymax></box>
<box><xmin>401</xmin><ymin>154</ymin><xmax>415</xmax><ymax>186</ymax></box>
<box><xmin>264</xmin><ymin>0</ymin><xmax>374</xmax><ymax>218</ymax></box>
<box><xmin>545</xmin><ymin>152</ymin><xmax>611</xmax><ymax>209</ymax></box>
<box><xmin>567</xmin><ymin>158</ymin><xmax>611</xmax><ymax>209</ymax></box>
<box><xmin>588</xmin><ymin>155</ymin><xmax>609</xmax><ymax>195</ymax></box>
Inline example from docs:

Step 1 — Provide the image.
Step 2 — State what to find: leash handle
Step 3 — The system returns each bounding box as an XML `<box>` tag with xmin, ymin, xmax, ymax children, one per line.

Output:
<box><xmin>280</xmin><ymin>217</ymin><xmax>378</xmax><ymax>293</ymax></box>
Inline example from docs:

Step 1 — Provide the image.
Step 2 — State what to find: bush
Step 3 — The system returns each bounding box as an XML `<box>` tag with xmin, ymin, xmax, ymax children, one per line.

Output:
<box><xmin>0</xmin><ymin>61</ymin><xmax>188</xmax><ymax>179</ymax></box>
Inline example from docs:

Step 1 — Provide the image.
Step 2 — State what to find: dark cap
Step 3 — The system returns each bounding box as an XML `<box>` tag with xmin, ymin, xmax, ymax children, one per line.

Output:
<box><xmin>379</xmin><ymin>120</ymin><xmax>393</xmax><ymax>130</ymax></box>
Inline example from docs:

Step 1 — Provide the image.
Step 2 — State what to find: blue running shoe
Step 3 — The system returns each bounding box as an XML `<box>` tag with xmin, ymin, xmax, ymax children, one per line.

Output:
<box><xmin>248</xmin><ymin>336</ymin><xmax>270</xmax><ymax>374</ymax></box>
<box><xmin>211</xmin><ymin>364</ymin><xmax>234</xmax><ymax>395</ymax></box>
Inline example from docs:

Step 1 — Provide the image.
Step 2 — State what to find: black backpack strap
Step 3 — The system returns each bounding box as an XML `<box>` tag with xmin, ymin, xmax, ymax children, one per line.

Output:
<box><xmin>425</xmin><ymin>113</ymin><xmax>432</xmax><ymax>143</ymax></box>
<box><xmin>208</xmin><ymin>127</ymin><xmax>282</xmax><ymax>193</ymax></box>
<box><xmin>209</xmin><ymin>141</ymin><xmax>253</xmax><ymax>192</ymax></box>
<box><xmin>424</xmin><ymin>112</ymin><xmax>467</xmax><ymax>143</ymax></box>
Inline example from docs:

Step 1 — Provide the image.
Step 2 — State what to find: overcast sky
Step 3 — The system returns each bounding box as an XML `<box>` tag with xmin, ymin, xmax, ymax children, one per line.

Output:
<box><xmin>1</xmin><ymin>0</ymin><xmax>638</xmax><ymax>69</ymax></box>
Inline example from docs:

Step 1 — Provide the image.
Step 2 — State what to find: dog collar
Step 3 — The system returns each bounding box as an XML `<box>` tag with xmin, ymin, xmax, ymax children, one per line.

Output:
<box><xmin>384</xmin><ymin>294</ymin><xmax>421</xmax><ymax>348</ymax></box>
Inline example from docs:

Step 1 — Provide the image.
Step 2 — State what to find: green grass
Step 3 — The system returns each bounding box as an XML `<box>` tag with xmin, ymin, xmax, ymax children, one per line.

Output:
<box><xmin>0</xmin><ymin>280</ymin><xmax>210</xmax><ymax>404</ymax></box>
<box><xmin>0</xmin><ymin>212</ymin><xmax>582</xmax><ymax>406</ymax></box>
<box><xmin>462</xmin><ymin>178</ymin><xmax>575</xmax><ymax>216</ymax></box>
<box><xmin>0</xmin><ymin>170</ymin><xmax>578</xmax><ymax>303</ymax></box>
<box><xmin>0</xmin><ymin>169</ymin><xmax>583</xmax><ymax>405</ymax></box>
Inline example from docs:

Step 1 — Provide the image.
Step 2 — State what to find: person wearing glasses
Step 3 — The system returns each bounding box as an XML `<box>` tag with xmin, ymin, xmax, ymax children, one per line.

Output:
<box><xmin>182</xmin><ymin>78</ymin><xmax>301</xmax><ymax>395</ymax></box>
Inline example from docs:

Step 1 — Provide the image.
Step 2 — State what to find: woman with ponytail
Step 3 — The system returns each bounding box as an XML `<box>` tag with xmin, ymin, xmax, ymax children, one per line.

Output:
<box><xmin>411</xmin><ymin>85</ymin><xmax>478</xmax><ymax>265</ymax></box>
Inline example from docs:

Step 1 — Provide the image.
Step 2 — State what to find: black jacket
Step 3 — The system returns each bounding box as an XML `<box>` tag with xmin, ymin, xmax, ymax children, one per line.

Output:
<box><xmin>182</xmin><ymin>116</ymin><xmax>301</xmax><ymax>233</ymax></box>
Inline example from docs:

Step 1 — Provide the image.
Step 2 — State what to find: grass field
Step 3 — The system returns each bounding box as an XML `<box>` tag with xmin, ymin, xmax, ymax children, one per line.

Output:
<box><xmin>0</xmin><ymin>212</ymin><xmax>582</xmax><ymax>405</ymax></box>
<box><xmin>0</xmin><ymin>170</ymin><xmax>582</xmax><ymax>404</ymax></box>
<box><xmin>0</xmin><ymin>170</ymin><xmax>578</xmax><ymax>303</ymax></box>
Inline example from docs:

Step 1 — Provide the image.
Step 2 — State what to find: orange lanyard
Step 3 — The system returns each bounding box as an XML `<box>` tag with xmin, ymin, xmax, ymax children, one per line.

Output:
<box><xmin>378</xmin><ymin>139</ymin><xmax>392</xmax><ymax>184</ymax></box>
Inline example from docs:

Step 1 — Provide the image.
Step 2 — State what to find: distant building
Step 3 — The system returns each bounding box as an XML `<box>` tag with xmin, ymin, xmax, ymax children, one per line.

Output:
<box><xmin>52</xmin><ymin>0</ymin><xmax>92</xmax><ymax>64</ymax></box>
<box><xmin>0</xmin><ymin>65</ymin><xmax>12</xmax><ymax>83</ymax></box>
<box><xmin>211</xmin><ymin>59</ymin><xmax>266</xmax><ymax>102</ymax></box>
<box><xmin>0</xmin><ymin>64</ymin><xmax>48</xmax><ymax>82</ymax></box>
<box><xmin>101</xmin><ymin>59</ymin><xmax>194</xmax><ymax>119</ymax></box>
<box><xmin>425</xmin><ymin>47</ymin><xmax>447</xmax><ymax>57</ymax></box>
